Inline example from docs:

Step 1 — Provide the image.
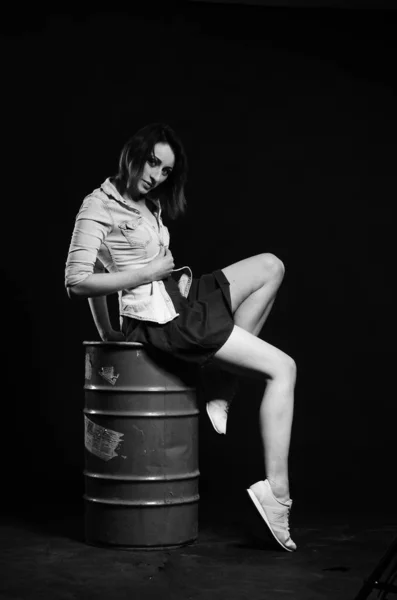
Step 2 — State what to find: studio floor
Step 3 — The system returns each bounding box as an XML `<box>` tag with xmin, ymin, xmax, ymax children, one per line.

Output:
<box><xmin>1</xmin><ymin>493</ymin><xmax>396</xmax><ymax>600</ymax></box>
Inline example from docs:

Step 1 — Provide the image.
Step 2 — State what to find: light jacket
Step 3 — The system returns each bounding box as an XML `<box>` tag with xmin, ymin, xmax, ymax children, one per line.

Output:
<box><xmin>65</xmin><ymin>178</ymin><xmax>192</xmax><ymax>324</ymax></box>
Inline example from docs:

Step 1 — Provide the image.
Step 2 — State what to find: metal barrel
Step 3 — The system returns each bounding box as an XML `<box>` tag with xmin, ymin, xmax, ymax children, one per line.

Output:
<box><xmin>83</xmin><ymin>341</ymin><xmax>199</xmax><ymax>549</ymax></box>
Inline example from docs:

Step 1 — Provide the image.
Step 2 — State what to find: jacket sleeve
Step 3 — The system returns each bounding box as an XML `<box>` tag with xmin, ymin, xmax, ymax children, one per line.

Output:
<box><xmin>65</xmin><ymin>195</ymin><xmax>113</xmax><ymax>288</ymax></box>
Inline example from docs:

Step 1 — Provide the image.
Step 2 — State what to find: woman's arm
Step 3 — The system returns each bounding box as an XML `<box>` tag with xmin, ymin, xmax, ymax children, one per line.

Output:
<box><xmin>65</xmin><ymin>195</ymin><xmax>151</xmax><ymax>298</ymax></box>
<box><xmin>65</xmin><ymin>195</ymin><xmax>174</xmax><ymax>298</ymax></box>
<box><xmin>87</xmin><ymin>259</ymin><xmax>125</xmax><ymax>341</ymax></box>
<box><xmin>88</xmin><ymin>296</ymin><xmax>125</xmax><ymax>341</ymax></box>
<box><xmin>67</xmin><ymin>267</ymin><xmax>153</xmax><ymax>298</ymax></box>
<box><xmin>67</xmin><ymin>248</ymin><xmax>174</xmax><ymax>298</ymax></box>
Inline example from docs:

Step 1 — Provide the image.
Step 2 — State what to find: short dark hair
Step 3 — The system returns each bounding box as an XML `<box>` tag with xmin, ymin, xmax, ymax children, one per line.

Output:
<box><xmin>112</xmin><ymin>123</ymin><xmax>188</xmax><ymax>220</ymax></box>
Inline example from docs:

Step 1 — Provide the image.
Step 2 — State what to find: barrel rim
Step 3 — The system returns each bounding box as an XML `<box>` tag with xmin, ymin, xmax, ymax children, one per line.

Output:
<box><xmin>84</xmin><ymin>538</ymin><xmax>198</xmax><ymax>551</ymax></box>
<box><xmin>83</xmin><ymin>341</ymin><xmax>144</xmax><ymax>347</ymax></box>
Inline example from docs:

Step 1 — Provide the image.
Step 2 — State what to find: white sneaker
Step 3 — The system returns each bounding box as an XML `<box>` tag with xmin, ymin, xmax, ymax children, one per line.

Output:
<box><xmin>202</xmin><ymin>368</ymin><xmax>238</xmax><ymax>435</ymax></box>
<box><xmin>247</xmin><ymin>479</ymin><xmax>297</xmax><ymax>552</ymax></box>
<box><xmin>206</xmin><ymin>400</ymin><xmax>229</xmax><ymax>435</ymax></box>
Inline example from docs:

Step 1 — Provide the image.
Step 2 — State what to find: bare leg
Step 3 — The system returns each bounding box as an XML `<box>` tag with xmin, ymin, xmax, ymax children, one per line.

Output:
<box><xmin>205</xmin><ymin>254</ymin><xmax>285</xmax><ymax>433</ymax></box>
<box><xmin>210</xmin><ymin>260</ymin><xmax>297</xmax><ymax>551</ymax></box>
<box><xmin>223</xmin><ymin>252</ymin><xmax>285</xmax><ymax>336</ymax></box>
<box><xmin>212</xmin><ymin>325</ymin><xmax>296</xmax><ymax>502</ymax></box>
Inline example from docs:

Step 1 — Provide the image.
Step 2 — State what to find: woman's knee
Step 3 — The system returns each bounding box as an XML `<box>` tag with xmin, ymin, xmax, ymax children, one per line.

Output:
<box><xmin>272</xmin><ymin>353</ymin><xmax>297</xmax><ymax>385</ymax></box>
<box><xmin>260</xmin><ymin>253</ymin><xmax>285</xmax><ymax>283</ymax></box>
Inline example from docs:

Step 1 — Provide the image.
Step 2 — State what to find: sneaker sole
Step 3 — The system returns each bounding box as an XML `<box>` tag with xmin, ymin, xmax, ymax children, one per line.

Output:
<box><xmin>246</xmin><ymin>489</ymin><xmax>295</xmax><ymax>552</ymax></box>
<box><xmin>206</xmin><ymin>403</ymin><xmax>226</xmax><ymax>435</ymax></box>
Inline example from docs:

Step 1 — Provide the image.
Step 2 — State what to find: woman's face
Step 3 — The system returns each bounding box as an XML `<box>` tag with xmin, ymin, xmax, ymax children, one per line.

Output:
<box><xmin>138</xmin><ymin>142</ymin><xmax>175</xmax><ymax>195</ymax></box>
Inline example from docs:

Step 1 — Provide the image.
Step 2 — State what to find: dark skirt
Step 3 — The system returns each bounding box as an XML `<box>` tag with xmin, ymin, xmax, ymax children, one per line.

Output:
<box><xmin>122</xmin><ymin>269</ymin><xmax>234</xmax><ymax>367</ymax></box>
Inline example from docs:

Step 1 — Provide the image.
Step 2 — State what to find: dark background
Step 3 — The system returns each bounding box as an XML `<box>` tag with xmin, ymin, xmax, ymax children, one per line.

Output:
<box><xmin>1</xmin><ymin>1</ymin><xmax>395</xmax><ymax>515</ymax></box>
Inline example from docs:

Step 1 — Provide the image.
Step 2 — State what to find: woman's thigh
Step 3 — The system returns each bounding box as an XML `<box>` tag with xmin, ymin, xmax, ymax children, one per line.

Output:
<box><xmin>221</xmin><ymin>253</ymin><xmax>284</xmax><ymax>314</ymax></box>
<box><xmin>213</xmin><ymin>324</ymin><xmax>295</xmax><ymax>380</ymax></box>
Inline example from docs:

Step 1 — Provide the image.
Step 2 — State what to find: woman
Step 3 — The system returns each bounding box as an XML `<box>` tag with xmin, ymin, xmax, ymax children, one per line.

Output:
<box><xmin>65</xmin><ymin>123</ymin><xmax>297</xmax><ymax>552</ymax></box>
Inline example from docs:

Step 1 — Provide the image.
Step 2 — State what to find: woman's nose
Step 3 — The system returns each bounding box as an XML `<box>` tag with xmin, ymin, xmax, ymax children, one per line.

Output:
<box><xmin>150</xmin><ymin>168</ymin><xmax>162</xmax><ymax>183</ymax></box>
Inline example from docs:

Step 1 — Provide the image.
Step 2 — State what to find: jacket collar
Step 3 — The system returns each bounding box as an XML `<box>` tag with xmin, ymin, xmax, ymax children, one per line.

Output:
<box><xmin>100</xmin><ymin>178</ymin><xmax>162</xmax><ymax>217</ymax></box>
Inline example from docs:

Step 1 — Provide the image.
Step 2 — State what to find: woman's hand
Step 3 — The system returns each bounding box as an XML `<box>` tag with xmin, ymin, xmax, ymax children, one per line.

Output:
<box><xmin>101</xmin><ymin>330</ymin><xmax>126</xmax><ymax>342</ymax></box>
<box><xmin>147</xmin><ymin>246</ymin><xmax>175</xmax><ymax>282</ymax></box>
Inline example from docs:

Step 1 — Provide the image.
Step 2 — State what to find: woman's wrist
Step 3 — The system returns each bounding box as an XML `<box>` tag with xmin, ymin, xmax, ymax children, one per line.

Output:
<box><xmin>98</xmin><ymin>327</ymin><xmax>110</xmax><ymax>341</ymax></box>
<box><xmin>137</xmin><ymin>264</ymin><xmax>153</xmax><ymax>286</ymax></box>
<box><xmin>101</xmin><ymin>329</ymin><xmax>126</xmax><ymax>342</ymax></box>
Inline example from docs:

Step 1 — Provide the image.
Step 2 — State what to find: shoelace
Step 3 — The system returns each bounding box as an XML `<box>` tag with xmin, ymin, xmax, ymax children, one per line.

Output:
<box><xmin>269</xmin><ymin>506</ymin><xmax>291</xmax><ymax>533</ymax></box>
